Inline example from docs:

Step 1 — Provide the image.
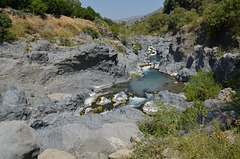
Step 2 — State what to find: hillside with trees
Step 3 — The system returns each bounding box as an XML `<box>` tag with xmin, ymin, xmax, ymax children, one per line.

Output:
<box><xmin>0</xmin><ymin>0</ymin><xmax>101</xmax><ymax>20</ymax></box>
<box><xmin>130</xmin><ymin>0</ymin><xmax>240</xmax><ymax>49</ymax></box>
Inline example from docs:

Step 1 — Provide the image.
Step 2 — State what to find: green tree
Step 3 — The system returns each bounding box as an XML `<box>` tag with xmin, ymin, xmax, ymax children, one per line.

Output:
<box><xmin>43</xmin><ymin>0</ymin><xmax>73</xmax><ymax>16</ymax></box>
<box><xmin>0</xmin><ymin>0</ymin><xmax>8</xmax><ymax>8</ymax></box>
<box><xmin>163</xmin><ymin>0</ymin><xmax>204</xmax><ymax>14</ymax></box>
<box><xmin>29</xmin><ymin>0</ymin><xmax>48</xmax><ymax>15</ymax></box>
<box><xmin>204</xmin><ymin>0</ymin><xmax>240</xmax><ymax>39</ymax></box>
<box><xmin>0</xmin><ymin>12</ymin><xmax>16</xmax><ymax>42</ymax></box>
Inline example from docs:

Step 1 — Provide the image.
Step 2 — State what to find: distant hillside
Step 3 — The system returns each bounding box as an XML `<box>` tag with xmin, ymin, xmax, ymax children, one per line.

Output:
<box><xmin>115</xmin><ymin>7</ymin><xmax>163</xmax><ymax>24</ymax></box>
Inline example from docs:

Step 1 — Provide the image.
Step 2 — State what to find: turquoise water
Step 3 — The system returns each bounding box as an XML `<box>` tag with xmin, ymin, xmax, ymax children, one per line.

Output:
<box><xmin>129</xmin><ymin>66</ymin><xmax>184</xmax><ymax>96</ymax></box>
<box><xmin>87</xmin><ymin>63</ymin><xmax>184</xmax><ymax>113</ymax></box>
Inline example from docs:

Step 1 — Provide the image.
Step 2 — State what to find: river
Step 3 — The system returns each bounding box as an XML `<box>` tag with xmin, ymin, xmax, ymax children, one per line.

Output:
<box><xmin>84</xmin><ymin>54</ymin><xmax>185</xmax><ymax>113</ymax></box>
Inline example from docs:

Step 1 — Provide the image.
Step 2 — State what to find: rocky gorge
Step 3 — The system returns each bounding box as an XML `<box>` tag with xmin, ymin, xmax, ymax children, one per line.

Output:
<box><xmin>0</xmin><ymin>32</ymin><xmax>240</xmax><ymax>158</ymax></box>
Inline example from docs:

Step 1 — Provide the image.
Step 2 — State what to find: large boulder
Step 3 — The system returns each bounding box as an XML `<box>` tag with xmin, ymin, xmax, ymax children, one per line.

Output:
<box><xmin>0</xmin><ymin>121</ymin><xmax>40</xmax><ymax>159</ymax></box>
<box><xmin>157</xmin><ymin>90</ymin><xmax>190</xmax><ymax>110</ymax></box>
<box><xmin>44</xmin><ymin>124</ymin><xmax>115</xmax><ymax>156</ymax></box>
<box><xmin>96</xmin><ymin>122</ymin><xmax>141</xmax><ymax>144</ymax></box>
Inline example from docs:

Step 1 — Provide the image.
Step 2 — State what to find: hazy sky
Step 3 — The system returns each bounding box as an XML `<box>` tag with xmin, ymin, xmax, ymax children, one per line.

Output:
<box><xmin>81</xmin><ymin>0</ymin><xmax>164</xmax><ymax>20</ymax></box>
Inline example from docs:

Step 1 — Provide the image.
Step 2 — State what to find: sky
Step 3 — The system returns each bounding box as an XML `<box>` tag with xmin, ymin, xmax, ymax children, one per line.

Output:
<box><xmin>81</xmin><ymin>0</ymin><xmax>164</xmax><ymax>20</ymax></box>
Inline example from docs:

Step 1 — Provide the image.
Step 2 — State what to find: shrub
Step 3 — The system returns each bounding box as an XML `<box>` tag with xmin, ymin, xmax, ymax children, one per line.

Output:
<box><xmin>40</xmin><ymin>32</ymin><xmax>56</xmax><ymax>44</ymax></box>
<box><xmin>139</xmin><ymin>99</ymin><xmax>207</xmax><ymax>138</ymax></box>
<box><xmin>167</xmin><ymin>8</ymin><xmax>199</xmax><ymax>33</ymax></box>
<box><xmin>133</xmin><ymin>41</ymin><xmax>142</xmax><ymax>55</ymax></box>
<box><xmin>58</xmin><ymin>37</ymin><xmax>75</xmax><ymax>47</ymax></box>
<box><xmin>109</xmin><ymin>24</ymin><xmax>120</xmax><ymax>38</ymax></box>
<box><xmin>115</xmin><ymin>45</ymin><xmax>125</xmax><ymax>54</ymax></box>
<box><xmin>12</xmin><ymin>10</ymin><xmax>27</xmax><ymax>19</ymax></box>
<box><xmin>139</xmin><ymin>100</ymin><xmax>183</xmax><ymax>138</ymax></box>
<box><xmin>82</xmin><ymin>27</ymin><xmax>99</xmax><ymax>39</ymax></box>
<box><xmin>223</xmin><ymin>74</ymin><xmax>240</xmax><ymax>110</ymax></box>
<box><xmin>185</xmin><ymin>71</ymin><xmax>222</xmax><ymax>101</ymax></box>
<box><xmin>0</xmin><ymin>12</ymin><xmax>17</xmax><ymax>43</ymax></box>
<box><xmin>131</xmin><ymin>98</ymin><xmax>239</xmax><ymax>159</ymax></box>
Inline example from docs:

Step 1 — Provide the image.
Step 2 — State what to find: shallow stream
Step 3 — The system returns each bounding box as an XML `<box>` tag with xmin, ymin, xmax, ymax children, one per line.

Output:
<box><xmin>85</xmin><ymin>54</ymin><xmax>185</xmax><ymax>113</ymax></box>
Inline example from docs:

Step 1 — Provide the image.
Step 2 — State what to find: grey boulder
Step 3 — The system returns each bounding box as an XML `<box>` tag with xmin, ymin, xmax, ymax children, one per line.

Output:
<box><xmin>97</xmin><ymin>122</ymin><xmax>141</xmax><ymax>144</ymax></box>
<box><xmin>0</xmin><ymin>121</ymin><xmax>40</xmax><ymax>159</ymax></box>
<box><xmin>44</xmin><ymin>124</ymin><xmax>115</xmax><ymax>156</ymax></box>
<box><xmin>157</xmin><ymin>90</ymin><xmax>190</xmax><ymax>110</ymax></box>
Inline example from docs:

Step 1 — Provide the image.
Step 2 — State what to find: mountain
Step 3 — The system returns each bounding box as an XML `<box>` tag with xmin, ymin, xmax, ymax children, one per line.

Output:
<box><xmin>115</xmin><ymin>7</ymin><xmax>163</xmax><ymax>24</ymax></box>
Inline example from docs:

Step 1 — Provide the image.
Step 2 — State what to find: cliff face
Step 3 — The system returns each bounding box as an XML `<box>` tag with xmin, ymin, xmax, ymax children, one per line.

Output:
<box><xmin>139</xmin><ymin>32</ymin><xmax>240</xmax><ymax>83</ymax></box>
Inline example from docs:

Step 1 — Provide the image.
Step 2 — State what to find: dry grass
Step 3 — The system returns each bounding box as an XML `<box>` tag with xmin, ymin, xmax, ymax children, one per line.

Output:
<box><xmin>7</xmin><ymin>12</ymin><xmax>97</xmax><ymax>38</ymax></box>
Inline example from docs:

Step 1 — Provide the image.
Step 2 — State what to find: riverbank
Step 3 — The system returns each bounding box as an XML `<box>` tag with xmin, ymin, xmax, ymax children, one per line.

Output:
<box><xmin>1</xmin><ymin>33</ymin><xmax>240</xmax><ymax>158</ymax></box>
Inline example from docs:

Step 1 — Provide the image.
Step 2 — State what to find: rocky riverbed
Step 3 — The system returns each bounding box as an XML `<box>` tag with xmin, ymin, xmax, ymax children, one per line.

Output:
<box><xmin>0</xmin><ymin>34</ymin><xmax>240</xmax><ymax>158</ymax></box>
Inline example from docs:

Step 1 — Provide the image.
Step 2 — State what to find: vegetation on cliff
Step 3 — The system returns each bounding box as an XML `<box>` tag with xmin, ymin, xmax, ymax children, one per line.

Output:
<box><xmin>0</xmin><ymin>12</ymin><xmax>16</xmax><ymax>42</ymax></box>
<box><xmin>130</xmin><ymin>0</ymin><xmax>240</xmax><ymax>41</ymax></box>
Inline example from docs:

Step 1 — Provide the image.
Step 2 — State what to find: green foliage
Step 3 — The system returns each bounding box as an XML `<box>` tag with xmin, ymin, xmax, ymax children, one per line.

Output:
<box><xmin>0</xmin><ymin>12</ymin><xmax>17</xmax><ymax>43</ymax></box>
<box><xmin>82</xmin><ymin>27</ymin><xmax>99</xmax><ymax>39</ymax></box>
<box><xmin>58</xmin><ymin>37</ymin><xmax>75</xmax><ymax>47</ymax></box>
<box><xmin>131</xmin><ymin>73</ymin><xmax>142</xmax><ymax>78</ymax></box>
<box><xmin>12</xmin><ymin>10</ymin><xmax>27</xmax><ymax>18</ymax></box>
<box><xmin>163</xmin><ymin>0</ymin><xmax>204</xmax><ymax>14</ymax></box>
<box><xmin>40</xmin><ymin>32</ymin><xmax>56</xmax><ymax>44</ymax></box>
<box><xmin>119</xmin><ymin>34</ymin><xmax>128</xmax><ymax>46</ymax></box>
<box><xmin>132</xmin><ymin>98</ymin><xmax>240</xmax><ymax>159</ymax></box>
<box><xmin>115</xmin><ymin>45</ymin><xmax>125</xmax><ymax>54</ymax></box>
<box><xmin>132</xmin><ymin>126</ymin><xmax>240</xmax><ymax>159</ymax></box>
<box><xmin>173</xmin><ymin>126</ymin><xmax>240</xmax><ymax>159</ymax></box>
<box><xmin>223</xmin><ymin>74</ymin><xmax>240</xmax><ymax>90</ymax></box>
<box><xmin>30</xmin><ymin>0</ymin><xmax>48</xmax><ymax>15</ymax></box>
<box><xmin>110</xmin><ymin>24</ymin><xmax>120</xmax><ymax>38</ymax></box>
<box><xmin>139</xmin><ymin>100</ymin><xmax>182</xmax><ymax>138</ymax></box>
<box><xmin>43</xmin><ymin>0</ymin><xmax>73</xmax><ymax>16</ymax></box>
<box><xmin>78</xmin><ymin>6</ymin><xmax>101</xmax><ymax>21</ymax></box>
<box><xmin>223</xmin><ymin>74</ymin><xmax>240</xmax><ymax>110</ymax></box>
<box><xmin>133</xmin><ymin>41</ymin><xmax>142</xmax><ymax>55</ymax></box>
<box><xmin>2</xmin><ymin>0</ymin><xmax>101</xmax><ymax>21</ymax></box>
<box><xmin>0</xmin><ymin>0</ymin><xmax>8</xmax><ymax>8</ymax></box>
<box><xmin>185</xmin><ymin>71</ymin><xmax>222</xmax><ymax>101</ymax></box>
<box><xmin>130</xmin><ymin>6</ymin><xmax>200</xmax><ymax>35</ymax></box>
<box><xmin>204</xmin><ymin>0</ymin><xmax>240</xmax><ymax>39</ymax></box>
<box><xmin>168</xmin><ymin>8</ymin><xmax>199</xmax><ymax>33</ymax></box>
<box><xmin>139</xmin><ymin>99</ymin><xmax>207</xmax><ymax>138</ymax></box>
<box><xmin>231</xmin><ymin>91</ymin><xmax>240</xmax><ymax>110</ymax></box>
